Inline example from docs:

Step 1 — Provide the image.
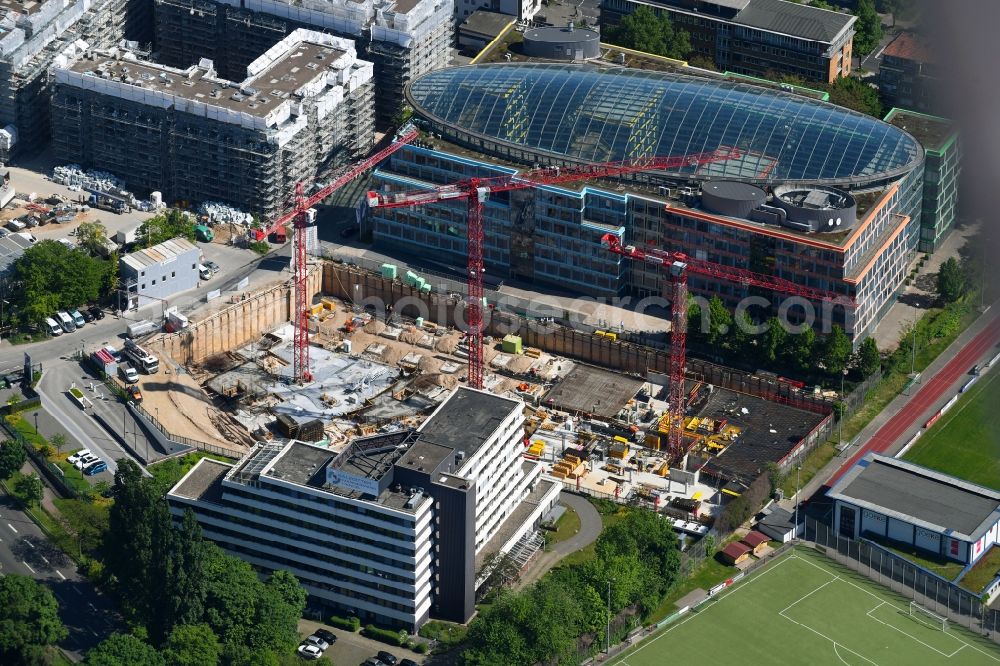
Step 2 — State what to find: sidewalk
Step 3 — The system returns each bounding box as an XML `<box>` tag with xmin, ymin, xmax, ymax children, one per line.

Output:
<box><xmin>781</xmin><ymin>297</ymin><xmax>1000</xmax><ymax>507</ymax></box>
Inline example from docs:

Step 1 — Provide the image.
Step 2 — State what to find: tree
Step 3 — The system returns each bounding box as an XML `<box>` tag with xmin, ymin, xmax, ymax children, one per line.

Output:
<box><xmin>855</xmin><ymin>337</ymin><xmax>881</xmax><ymax>377</ymax></box>
<box><xmin>84</xmin><ymin>634</ymin><xmax>165</xmax><ymax>666</ymax></box>
<box><xmin>12</xmin><ymin>240</ymin><xmax>110</xmax><ymax>324</ymax></box>
<box><xmin>787</xmin><ymin>326</ymin><xmax>816</xmax><ymax>373</ymax></box>
<box><xmin>136</xmin><ymin>210</ymin><xmax>196</xmax><ymax>249</ymax></box>
<box><xmin>162</xmin><ymin>624</ymin><xmax>220</xmax><ymax>666</ymax></box>
<box><xmin>761</xmin><ymin>317</ymin><xmax>788</xmax><ymax>364</ymax></box>
<box><xmin>827</xmin><ymin>76</ymin><xmax>883</xmax><ymax>117</ymax></box>
<box><xmin>14</xmin><ymin>473</ymin><xmax>43</xmax><ymax>508</ymax></box>
<box><xmin>77</xmin><ymin>221</ymin><xmax>109</xmax><ymax>256</ymax></box>
<box><xmin>821</xmin><ymin>325</ymin><xmax>853</xmax><ymax>376</ymax></box>
<box><xmin>811</xmin><ymin>0</ymin><xmax>834</xmax><ymax>8</ymax></box>
<box><xmin>57</xmin><ymin>499</ymin><xmax>109</xmax><ymax>556</ymax></box>
<box><xmin>0</xmin><ymin>440</ymin><xmax>26</xmax><ymax>480</ymax></box>
<box><xmin>688</xmin><ymin>54</ymin><xmax>717</xmax><ymax>71</ymax></box>
<box><xmin>765</xmin><ymin>462</ymin><xmax>784</xmax><ymax>495</ymax></box>
<box><xmin>201</xmin><ymin>543</ymin><xmax>262</xmax><ymax>648</ymax></box>
<box><xmin>149</xmin><ymin>510</ymin><xmax>208</xmax><ymax>643</ymax></box>
<box><xmin>0</xmin><ymin>574</ymin><xmax>67</xmax><ymax>660</ymax></box>
<box><xmin>853</xmin><ymin>0</ymin><xmax>883</xmax><ymax>57</ymax></box>
<box><xmin>609</xmin><ymin>7</ymin><xmax>691</xmax><ymax>59</ymax></box>
<box><xmin>936</xmin><ymin>257</ymin><xmax>966</xmax><ymax>303</ymax></box>
<box><xmin>730</xmin><ymin>310</ymin><xmax>755</xmax><ymax>359</ymax></box>
<box><xmin>245</xmin><ymin>571</ymin><xmax>306</xmax><ymax>654</ymax></box>
<box><xmin>477</xmin><ymin>551</ymin><xmax>520</xmax><ymax>596</ymax></box>
<box><xmin>706</xmin><ymin>296</ymin><xmax>732</xmax><ymax>348</ymax></box>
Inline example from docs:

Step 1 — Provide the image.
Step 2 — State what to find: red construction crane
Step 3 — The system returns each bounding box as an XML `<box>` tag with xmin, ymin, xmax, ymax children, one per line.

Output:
<box><xmin>366</xmin><ymin>147</ymin><xmax>743</xmax><ymax>389</ymax></box>
<box><xmin>601</xmin><ymin>233</ymin><xmax>855</xmax><ymax>462</ymax></box>
<box><xmin>268</xmin><ymin>125</ymin><xmax>419</xmax><ymax>383</ymax></box>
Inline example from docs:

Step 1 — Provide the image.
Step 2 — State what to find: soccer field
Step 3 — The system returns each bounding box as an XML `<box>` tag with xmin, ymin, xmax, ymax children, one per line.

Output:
<box><xmin>904</xmin><ymin>368</ymin><xmax>1000</xmax><ymax>490</ymax></box>
<box><xmin>611</xmin><ymin>548</ymin><xmax>1000</xmax><ymax>666</ymax></box>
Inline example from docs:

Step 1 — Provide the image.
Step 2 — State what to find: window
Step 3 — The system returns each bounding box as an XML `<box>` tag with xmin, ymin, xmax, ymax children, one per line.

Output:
<box><xmin>152</xmin><ymin>279</ymin><xmax>156</xmax><ymax>285</ymax></box>
<box><xmin>172</xmin><ymin>271</ymin><xmax>176</xmax><ymax>278</ymax></box>
<box><xmin>141</xmin><ymin>284</ymin><xmax>146</xmax><ymax>290</ymax></box>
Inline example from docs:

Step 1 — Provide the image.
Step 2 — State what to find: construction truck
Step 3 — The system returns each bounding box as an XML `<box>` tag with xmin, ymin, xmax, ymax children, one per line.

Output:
<box><xmin>87</xmin><ymin>189</ymin><xmax>131</xmax><ymax>214</ymax></box>
<box><xmin>123</xmin><ymin>338</ymin><xmax>160</xmax><ymax>374</ymax></box>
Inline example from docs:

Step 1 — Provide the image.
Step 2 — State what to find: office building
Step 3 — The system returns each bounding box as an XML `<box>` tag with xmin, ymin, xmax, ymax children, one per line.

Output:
<box><xmin>166</xmin><ymin>387</ymin><xmax>560</xmax><ymax>629</ymax></box>
<box><xmin>600</xmin><ymin>0</ymin><xmax>855</xmax><ymax>84</ymax></box>
<box><xmin>51</xmin><ymin>29</ymin><xmax>375</xmax><ymax>219</ymax></box>
<box><xmin>119</xmin><ymin>237</ymin><xmax>201</xmax><ymax>308</ymax></box>
<box><xmin>152</xmin><ymin>0</ymin><xmax>453</xmax><ymax>126</ymax></box>
<box><xmin>369</xmin><ymin>63</ymin><xmax>925</xmax><ymax>341</ymax></box>
<box><xmin>884</xmin><ymin>108</ymin><xmax>960</xmax><ymax>253</ymax></box>
<box><xmin>879</xmin><ymin>31</ymin><xmax>938</xmax><ymax>116</ymax></box>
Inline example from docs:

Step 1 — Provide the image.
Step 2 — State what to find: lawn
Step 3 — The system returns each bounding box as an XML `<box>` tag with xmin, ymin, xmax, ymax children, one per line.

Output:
<box><xmin>647</xmin><ymin>550</ymin><xmax>735</xmax><ymax>624</ymax></box>
<box><xmin>545</xmin><ymin>505</ymin><xmax>581</xmax><ymax>547</ymax></box>
<box><xmin>557</xmin><ymin>507</ymin><xmax>627</xmax><ymax>568</ymax></box>
<box><xmin>959</xmin><ymin>546</ymin><xmax>1000</xmax><ymax>595</ymax></box>
<box><xmin>867</xmin><ymin>535</ymin><xmax>966</xmax><ymax>581</ymax></box>
<box><xmin>611</xmin><ymin>548</ymin><xmax>1000</xmax><ymax>666</ymax></box>
<box><xmin>903</xmin><ymin>369</ymin><xmax>1000</xmax><ymax>489</ymax></box>
<box><xmin>780</xmin><ymin>440</ymin><xmax>838</xmax><ymax>498</ymax></box>
<box><xmin>148</xmin><ymin>451</ymin><xmax>234</xmax><ymax>490</ymax></box>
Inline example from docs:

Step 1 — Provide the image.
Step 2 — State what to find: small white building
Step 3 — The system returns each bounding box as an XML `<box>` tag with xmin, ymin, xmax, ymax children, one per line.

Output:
<box><xmin>119</xmin><ymin>237</ymin><xmax>200</xmax><ymax>309</ymax></box>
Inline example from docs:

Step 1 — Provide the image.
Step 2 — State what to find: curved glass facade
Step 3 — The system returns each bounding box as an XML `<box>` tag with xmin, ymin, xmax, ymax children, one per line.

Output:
<box><xmin>407</xmin><ymin>64</ymin><xmax>922</xmax><ymax>185</ymax></box>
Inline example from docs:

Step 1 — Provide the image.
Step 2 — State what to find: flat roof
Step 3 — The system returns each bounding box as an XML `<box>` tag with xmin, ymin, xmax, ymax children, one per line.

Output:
<box><xmin>734</xmin><ymin>0</ymin><xmax>855</xmax><ymax>43</ymax></box>
<box><xmin>884</xmin><ymin>108</ymin><xmax>955</xmax><ymax>153</ymax></box>
<box><xmin>543</xmin><ymin>364</ymin><xmax>643</xmax><ymax>419</ymax></box>
<box><xmin>121</xmin><ymin>237</ymin><xmax>198</xmax><ymax>272</ymax></box>
<box><xmin>829</xmin><ymin>454</ymin><xmax>1000</xmax><ymax>539</ymax></box>
<box><xmin>170</xmin><ymin>458</ymin><xmax>232</xmax><ymax>503</ymax></box>
<box><xmin>415</xmin><ymin>388</ymin><xmax>521</xmax><ymax>459</ymax></box>
<box><xmin>459</xmin><ymin>9</ymin><xmax>513</xmax><ymax>38</ymax></box>
<box><xmin>397</xmin><ymin>439</ymin><xmax>455</xmax><ymax>473</ymax></box>
<box><xmin>69</xmin><ymin>39</ymin><xmax>344</xmax><ymax>119</ymax></box>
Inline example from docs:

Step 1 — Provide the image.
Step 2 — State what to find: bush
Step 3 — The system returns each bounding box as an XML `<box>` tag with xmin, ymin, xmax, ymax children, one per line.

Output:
<box><xmin>328</xmin><ymin>615</ymin><xmax>360</xmax><ymax>632</ymax></box>
<box><xmin>249</xmin><ymin>241</ymin><xmax>270</xmax><ymax>255</ymax></box>
<box><xmin>413</xmin><ymin>642</ymin><xmax>429</xmax><ymax>654</ymax></box>
<box><xmin>362</xmin><ymin>624</ymin><xmax>406</xmax><ymax>647</ymax></box>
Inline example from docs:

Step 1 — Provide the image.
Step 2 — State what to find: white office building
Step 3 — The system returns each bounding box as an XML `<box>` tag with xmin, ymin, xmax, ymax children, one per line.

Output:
<box><xmin>167</xmin><ymin>387</ymin><xmax>560</xmax><ymax>629</ymax></box>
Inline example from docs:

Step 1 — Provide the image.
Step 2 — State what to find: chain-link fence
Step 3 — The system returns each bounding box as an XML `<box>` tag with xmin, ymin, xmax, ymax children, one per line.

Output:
<box><xmin>805</xmin><ymin>516</ymin><xmax>1000</xmax><ymax>642</ymax></box>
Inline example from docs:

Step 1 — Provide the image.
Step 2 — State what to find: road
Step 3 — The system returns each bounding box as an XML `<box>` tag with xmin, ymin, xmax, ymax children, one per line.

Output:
<box><xmin>829</xmin><ymin>310</ymin><xmax>1000</xmax><ymax>485</ymax></box>
<box><xmin>0</xmin><ymin>489</ymin><xmax>120</xmax><ymax>660</ymax></box>
<box><xmin>516</xmin><ymin>492</ymin><xmax>601</xmax><ymax>588</ymax></box>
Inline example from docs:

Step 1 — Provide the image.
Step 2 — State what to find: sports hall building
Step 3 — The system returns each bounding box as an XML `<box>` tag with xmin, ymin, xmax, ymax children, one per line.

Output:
<box><xmin>368</xmin><ymin>63</ymin><xmax>926</xmax><ymax>341</ymax></box>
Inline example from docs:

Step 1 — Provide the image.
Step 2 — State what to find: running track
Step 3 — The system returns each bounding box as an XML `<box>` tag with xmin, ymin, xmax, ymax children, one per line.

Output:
<box><xmin>828</xmin><ymin>311</ymin><xmax>1000</xmax><ymax>486</ymax></box>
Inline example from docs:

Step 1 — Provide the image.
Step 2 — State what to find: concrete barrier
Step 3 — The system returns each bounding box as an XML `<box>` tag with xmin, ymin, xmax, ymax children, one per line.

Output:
<box><xmin>895</xmin><ymin>430</ymin><xmax>923</xmax><ymax>458</ymax></box>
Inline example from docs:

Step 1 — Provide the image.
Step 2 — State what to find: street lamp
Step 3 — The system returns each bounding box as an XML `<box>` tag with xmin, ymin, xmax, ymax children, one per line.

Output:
<box><xmin>606</xmin><ymin>579</ymin><xmax>615</xmax><ymax>654</ymax></box>
<box><xmin>33</xmin><ymin>411</ymin><xmax>38</xmax><ymax>435</ymax></box>
<box><xmin>839</xmin><ymin>368</ymin><xmax>848</xmax><ymax>445</ymax></box>
<box><xmin>794</xmin><ymin>464</ymin><xmax>801</xmax><ymax>537</ymax></box>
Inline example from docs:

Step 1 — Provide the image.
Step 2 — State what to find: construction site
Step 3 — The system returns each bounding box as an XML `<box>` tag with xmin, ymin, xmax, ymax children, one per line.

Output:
<box><xmin>49</xmin><ymin>29</ymin><xmax>375</xmax><ymax>220</ymax></box>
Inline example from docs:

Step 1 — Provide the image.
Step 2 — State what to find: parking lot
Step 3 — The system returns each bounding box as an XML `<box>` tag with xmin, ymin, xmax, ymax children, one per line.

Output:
<box><xmin>298</xmin><ymin>620</ymin><xmax>427</xmax><ymax>666</ymax></box>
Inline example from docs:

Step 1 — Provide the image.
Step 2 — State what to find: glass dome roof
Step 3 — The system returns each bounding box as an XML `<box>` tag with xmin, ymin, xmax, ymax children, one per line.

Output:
<box><xmin>407</xmin><ymin>64</ymin><xmax>922</xmax><ymax>184</ymax></box>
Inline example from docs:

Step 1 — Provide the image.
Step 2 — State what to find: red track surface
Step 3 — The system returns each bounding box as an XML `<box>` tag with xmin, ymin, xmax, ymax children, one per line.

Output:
<box><xmin>829</xmin><ymin>312</ymin><xmax>1000</xmax><ymax>486</ymax></box>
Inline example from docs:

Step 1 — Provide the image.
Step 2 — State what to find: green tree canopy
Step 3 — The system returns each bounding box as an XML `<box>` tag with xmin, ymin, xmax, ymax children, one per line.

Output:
<box><xmin>57</xmin><ymin>498</ymin><xmax>110</xmax><ymax>557</ymax></box>
<box><xmin>855</xmin><ymin>337</ymin><xmax>881</xmax><ymax>377</ymax></box>
<box><xmin>162</xmin><ymin>624</ymin><xmax>220</xmax><ymax>666</ymax></box>
<box><xmin>853</xmin><ymin>0</ymin><xmax>883</xmax><ymax>56</ymax></box>
<box><xmin>787</xmin><ymin>326</ymin><xmax>817</xmax><ymax>373</ymax></box>
<box><xmin>245</xmin><ymin>570</ymin><xmax>306</xmax><ymax>654</ymax></box>
<box><xmin>12</xmin><ymin>240</ymin><xmax>111</xmax><ymax>324</ymax></box>
<box><xmin>821</xmin><ymin>325</ymin><xmax>853</xmax><ymax>376</ymax></box>
<box><xmin>608</xmin><ymin>6</ymin><xmax>692</xmax><ymax>59</ymax></box>
<box><xmin>84</xmin><ymin>634</ymin><xmax>165</xmax><ymax>666</ymax></box>
<box><xmin>137</xmin><ymin>210</ymin><xmax>196</xmax><ymax>249</ymax></box>
<box><xmin>706</xmin><ymin>295</ymin><xmax>733</xmax><ymax>348</ymax></box>
<box><xmin>827</xmin><ymin>75</ymin><xmax>883</xmax><ymax>117</ymax></box>
<box><xmin>761</xmin><ymin>317</ymin><xmax>788</xmax><ymax>364</ymax></box>
<box><xmin>936</xmin><ymin>257</ymin><xmax>966</xmax><ymax>303</ymax></box>
<box><xmin>0</xmin><ymin>440</ymin><xmax>26</xmax><ymax>480</ymax></box>
<box><xmin>13</xmin><ymin>473</ymin><xmax>43</xmax><ymax>508</ymax></box>
<box><xmin>0</xmin><ymin>574</ymin><xmax>67</xmax><ymax>660</ymax></box>
<box><xmin>77</xmin><ymin>221</ymin><xmax>110</xmax><ymax>256</ymax></box>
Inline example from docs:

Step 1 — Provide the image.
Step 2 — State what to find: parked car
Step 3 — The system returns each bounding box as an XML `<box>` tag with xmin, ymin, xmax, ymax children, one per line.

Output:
<box><xmin>312</xmin><ymin>629</ymin><xmax>337</xmax><ymax>645</ymax></box>
<box><xmin>361</xmin><ymin>660</ymin><xmax>384</xmax><ymax>666</ymax></box>
<box><xmin>74</xmin><ymin>454</ymin><xmax>100</xmax><ymax>470</ymax></box>
<box><xmin>44</xmin><ymin>317</ymin><xmax>63</xmax><ymax>337</ymax></box>
<box><xmin>377</xmin><ymin>652</ymin><xmax>398</xmax><ymax>666</ymax></box>
<box><xmin>304</xmin><ymin>636</ymin><xmax>329</xmax><ymax>651</ymax></box>
<box><xmin>296</xmin><ymin>644</ymin><xmax>322</xmax><ymax>660</ymax></box>
<box><xmin>199</xmin><ymin>264</ymin><xmax>213</xmax><ymax>280</ymax></box>
<box><xmin>80</xmin><ymin>308</ymin><xmax>95</xmax><ymax>323</ymax></box>
<box><xmin>88</xmin><ymin>305</ymin><xmax>105</xmax><ymax>320</ymax></box>
<box><xmin>400</xmin><ymin>659</ymin><xmax>419</xmax><ymax>666</ymax></box>
<box><xmin>128</xmin><ymin>385</ymin><xmax>143</xmax><ymax>403</ymax></box>
<box><xmin>83</xmin><ymin>460</ymin><xmax>108</xmax><ymax>476</ymax></box>
<box><xmin>119</xmin><ymin>363</ymin><xmax>139</xmax><ymax>384</ymax></box>
<box><xmin>69</xmin><ymin>309</ymin><xmax>86</xmax><ymax>328</ymax></box>
<box><xmin>205</xmin><ymin>260</ymin><xmax>220</xmax><ymax>274</ymax></box>
<box><xmin>67</xmin><ymin>449</ymin><xmax>92</xmax><ymax>465</ymax></box>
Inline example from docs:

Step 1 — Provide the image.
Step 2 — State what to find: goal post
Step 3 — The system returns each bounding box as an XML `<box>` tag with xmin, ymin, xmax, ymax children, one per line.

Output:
<box><xmin>909</xmin><ymin>601</ymin><xmax>948</xmax><ymax>631</ymax></box>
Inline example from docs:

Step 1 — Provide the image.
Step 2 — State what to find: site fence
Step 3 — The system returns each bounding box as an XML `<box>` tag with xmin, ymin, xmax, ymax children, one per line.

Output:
<box><xmin>805</xmin><ymin>516</ymin><xmax>1000</xmax><ymax>642</ymax></box>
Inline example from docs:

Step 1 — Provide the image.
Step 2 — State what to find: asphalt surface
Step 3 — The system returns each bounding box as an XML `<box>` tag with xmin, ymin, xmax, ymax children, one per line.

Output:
<box><xmin>0</xmin><ymin>489</ymin><xmax>121</xmax><ymax>661</ymax></box>
<box><xmin>516</xmin><ymin>491</ymin><xmax>602</xmax><ymax>588</ymax></box>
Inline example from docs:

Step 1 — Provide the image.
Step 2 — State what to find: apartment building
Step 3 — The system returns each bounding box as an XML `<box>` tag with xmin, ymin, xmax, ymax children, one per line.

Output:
<box><xmin>600</xmin><ymin>0</ymin><xmax>855</xmax><ymax>84</ymax></box>
<box><xmin>879</xmin><ymin>31</ymin><xmax>938</xmax><ymax>116</ymax></box>
<box><xmin>50</xmin><ymin>29</ymin><xmax>375</xmax><ymax>219</ymax></box>
<box><xmin>167</xmin><ymin>387</ymin><xmax>560</xmax><ymax>629</ymax></box>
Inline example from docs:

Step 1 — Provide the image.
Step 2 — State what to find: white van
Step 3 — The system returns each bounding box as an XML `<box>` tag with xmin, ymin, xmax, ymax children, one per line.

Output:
<box><xmin>56</xmin><ymin>311</ymin><xmax>76</xmax><ymax>333</ymax></box>
<box><xmin>199</xmin><ymin>264</ymin><xmax>213</xmax><ymax>280</ymax></box>
<box><xmin>44</xmin><ymin>317</ymin><xmax>63</xmax><ymax>336</ymax></box>
<box><xmin>69</xmin><ymin>309</ymin><xmax>86</xmax><ymax>328</ymax></box>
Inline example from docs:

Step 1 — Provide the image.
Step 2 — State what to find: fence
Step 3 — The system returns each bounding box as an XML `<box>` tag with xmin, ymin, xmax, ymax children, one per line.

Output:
<box><xmin>0</xmin><ymin>417</ymin><xmax>78</xmax><ymax>499</ymax></box>
<box><xmin>805</xmin><ymin>516</ymin><xmax>1000</xmax><ymax>641</ymax></box>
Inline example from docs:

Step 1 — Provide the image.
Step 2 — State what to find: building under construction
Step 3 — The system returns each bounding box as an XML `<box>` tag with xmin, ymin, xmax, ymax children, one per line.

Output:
<box><xmin>0</xmin><ymin>0</ymin><xmax>153</xmax><ymax>162</ymax></box>
<box><xmin>50</xmin><ymin>29</ymin><xmax>375</xmax><ymax>219</ymax></box>
<box><xmin>152</xmin><ymin>0</ymin><xmax>453</xmax><ymax>125</ymax></box>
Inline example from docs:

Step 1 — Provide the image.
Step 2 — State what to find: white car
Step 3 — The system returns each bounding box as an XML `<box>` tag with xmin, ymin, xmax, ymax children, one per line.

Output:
<box><xmin>74</xmin><ymin>454</ymin><xmax>100</xmax><ymax>470</ymax></box>
<box><xmin>67</xmin><ymin>449</ymin><xmax>92</xmax><ymax>465</ymax></box>
<box><xmin>296</xmin><ymin>644</ymin><xmax>322</xmax><ymax>660</ymax></box>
